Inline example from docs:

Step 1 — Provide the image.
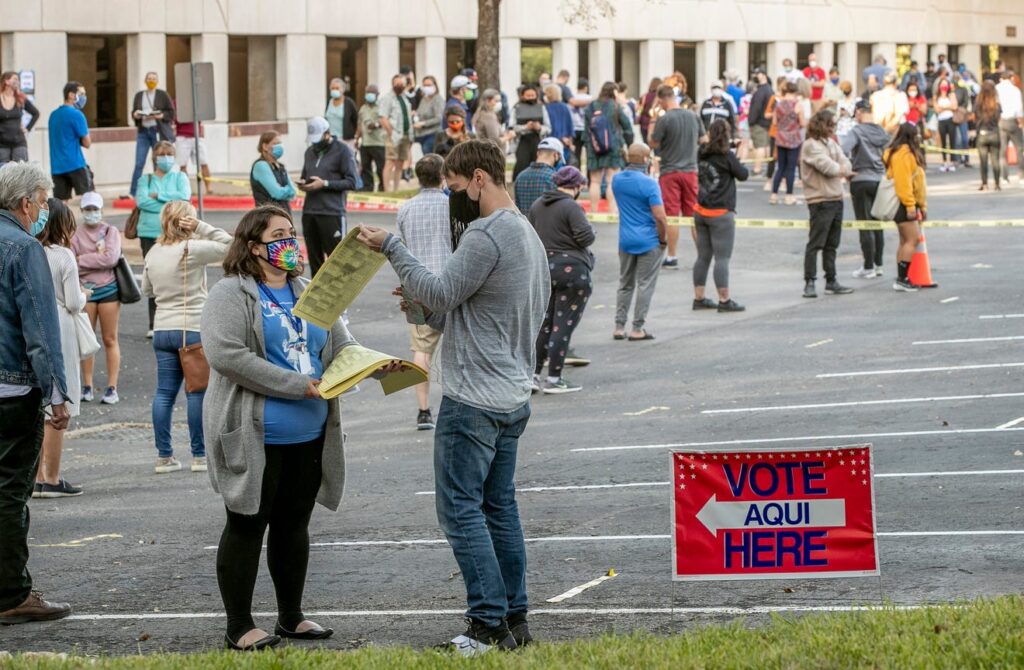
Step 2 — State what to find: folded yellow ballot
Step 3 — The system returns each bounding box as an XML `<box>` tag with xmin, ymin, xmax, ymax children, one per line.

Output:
<box><xmin>318</xmin><ymin>343</ymin><xmax>428</xmax><ymax>399</ymax></box>
<box><xmin>294</xmin><ymin>228</ymin><xmax>386</xmax><ymax>330</ymax></box>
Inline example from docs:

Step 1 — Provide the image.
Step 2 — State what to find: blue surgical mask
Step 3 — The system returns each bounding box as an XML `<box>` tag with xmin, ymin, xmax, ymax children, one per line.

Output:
<box><xmin>271</xmin><ymin>144</ymin><xmax>285</xmax><ymax>159</ymax></box>
<box><xmin>156</xmin><ymin>156</ymin><xmax>176</xmax><ymax>172</ymax></box>
<box><xmin>30</xmin><ymin>205</ymin><xmax>48</xmax><ymax>237</ymax></box>
<box><xmin>365</xmin><ymin>93</ymin><xmax>377</xmax><ymax>104</ymax></box>
<box><xmin>330</xmin><ymin>90</ymin><xmax>341</xmax><ymax>99</ymax></box>
<box><xmin>74</xmin><ymin>93</ymin><xmax>87</xmax><ymax>110</ymax></box>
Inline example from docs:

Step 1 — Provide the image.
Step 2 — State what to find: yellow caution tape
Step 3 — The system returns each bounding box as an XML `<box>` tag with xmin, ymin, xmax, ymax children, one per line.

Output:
<box><xmin>588</xmin><ymin>213</ymin><xmax>1024</xmax><ymax>230</ymax></box>
<box><xmin>204</xmin><ymin>176</ymin><xmax>252</xmax><ymax>188</ymax></box>
<box><xmin>923</xmin><ymin>145</ymin><xmax>977</xmax><ymax>157</ymax></box>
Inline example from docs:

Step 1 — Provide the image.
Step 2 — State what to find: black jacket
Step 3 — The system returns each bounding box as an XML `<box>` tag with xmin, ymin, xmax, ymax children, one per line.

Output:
<box><xmin>131</xmin><ymin>89</ymin><xmax>176</xmax><ymax>141</ymax></box>
<box><xmin>527</xmin><ymin>190</ymin><xmax>596</xmax><ymax>268</ymax></box>
<box><xmin>300</xmin><ymin>138</ymin><xmax>358</xmax><ymax>216</ymax></box>
<box><xmin>697</xmin><ymin>148</ymin><xmax>749</xmax><ymax>212</ymax></box>
<box><xmin>748</xmin><ymin>84</ymin><xmax>773</xmax><ymax>129</ymax></box>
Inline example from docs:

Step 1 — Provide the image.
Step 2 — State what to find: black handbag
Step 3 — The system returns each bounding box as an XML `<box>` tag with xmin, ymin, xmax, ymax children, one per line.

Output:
<box><xmin>114</xmin><ymin>255</ymin><xmax>142</xmax><ymax>304</ymax></box>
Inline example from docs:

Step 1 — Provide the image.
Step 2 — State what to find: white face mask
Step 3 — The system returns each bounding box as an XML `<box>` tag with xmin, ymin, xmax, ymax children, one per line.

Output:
<box><xmin>809</xmin><ymin>60</ymin><xmax>818</xmax><ymax>68</ymax></box>
<box><xmin>422</xmin><ymin>85</ymin><xmax>436</xmax><ymax>97</ymax></box>
<box><xmin>83</xmin><ymin>210</ymin><xmax>102</xmax><ymax>225</ymax></box>
<box><xmin>493</xmin><ymin>101</ymin><xmax>503</xmax><ymax>113</ymax></box>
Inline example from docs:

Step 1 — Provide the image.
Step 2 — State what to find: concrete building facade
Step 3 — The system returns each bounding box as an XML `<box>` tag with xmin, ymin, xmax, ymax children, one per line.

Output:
<box><xmin>1</xmin><ymin>0</ymin><xmax>1022</xmax><ymax>190</ymax></box>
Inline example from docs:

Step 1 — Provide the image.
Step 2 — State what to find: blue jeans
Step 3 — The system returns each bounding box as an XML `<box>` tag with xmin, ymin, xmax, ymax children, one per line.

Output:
<box><xmin>152</xmin><ymin>330</ymin><xmax>205</xmax><ymax>458</ymax></box>
<box><xmin>956</xmin><ymin>121</ymin><xmax>970</xmax><ymax>164</ymax></box>
<box><xmin>417</xmin><ymin>133</ymin><xmax>436</xmax><ymax>155</ymax></box>
<box><xmin>131</xmin><ymin>127</ymin><xmax>160</xmax><ymax>196</ymax></box>
<box><xmin>434</xmin><ymin>396</ymin><xmax>531</xmax><ymax>628</ymax></box>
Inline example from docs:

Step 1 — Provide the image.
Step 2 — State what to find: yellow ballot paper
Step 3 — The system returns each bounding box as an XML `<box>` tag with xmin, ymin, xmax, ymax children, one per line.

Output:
<box><xmin>294</xmin><ymin>228</ymin><xmax>386</xmax><ymax>330</ymax></box>
<box><xmin>318</xmin><ymin>344</ymin><xmax>428</xmax><ymax>399</ymax></box>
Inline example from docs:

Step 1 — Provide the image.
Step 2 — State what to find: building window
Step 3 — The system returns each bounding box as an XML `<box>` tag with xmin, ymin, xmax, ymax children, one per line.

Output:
<box><xmin>673</xmin><ymin>42</ymin><xmax>696</xmax><ymax>98</ymax></box>
<box><xmin>229</xmin><ymin>36</ymin><xmax>278</xmax><ymax>123</ymax></box>
<box><xmin>718</xmin><ymin>42</ymin><xmax>728</xmax><ymax>79</ymax></box>
<box><xmin>326</xmin><ymin>37</ymin><xmax>368</xmax><ymax>105</ymax></box>
<box><xmin>947</xmin><ymin>45</ymin><xmax>960</xmax><ymax>66</ymax></box>
<box><xmin>522</xmin><ymin>41</ymin><xmax>553</xmax><ymax>87</ymax></box>
<box><xmin>67</xmin><ymin>34</ymin><xmax>128</xmax><ymax>128</ymax></box>
<box><xmin>749</xmin><ymin>43</ymin><xmax>768</xmax><ymax>74</ymax></box>
<box><xmin>399</xmin><ymin>38</ymin><xmax>416</xmax><ymax>76</ymax></box>
<box><xmin>578</xmin><ymin>40</ymin><xmax>590</xmax><ymax>85</ymax></box>
<box><xmin>165</xmin><ymin>35</ymin><xmax>192</xmax><ymax>104</ymax></box>
<box><xmin>797</xmin><ymin>43</ymin><xmax>815</xmax><ymax>69</ymax></box>
<box><xmin>446</xmin><ymin>39</ymin><xmax>476</xmax><ymax>88</ymax></box>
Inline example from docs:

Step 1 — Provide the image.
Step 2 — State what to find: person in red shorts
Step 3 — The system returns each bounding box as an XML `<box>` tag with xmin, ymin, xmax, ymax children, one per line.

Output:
<box><xmin>649</xmin><ymin>84</ymin><xmax>704</xmax><ymax>269</ymax></box>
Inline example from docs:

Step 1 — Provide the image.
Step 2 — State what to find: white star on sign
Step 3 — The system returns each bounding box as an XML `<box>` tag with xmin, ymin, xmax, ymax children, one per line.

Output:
<box><xmin>679</xmin><ymin>483</ymin><xmax>686</xmax><ymax>490</ymax></box>
<box><xmin>851</xmin><ymin>469</ymin><xmax>858</xmax><ymax>476</ymax></box>
<box><xmin>862</xmin><ymin>479</ymin><xmax>868</xmax><ymax>485</ymax></box>
<box><xmin>702</xmin><ymin>464</ymin><xmax>708</xmax><ymax>470</ymax></box>
<box><xmin>746</xmin><ymin>454</ymin><xmax>751</xmax><ymax>459</ymax></box>
<box><xmin>840</xmin><ymin>460</ymin><xmax>845</xmax><ymax>465</ymax></box>
<box><xmin>860</xmin><ymin>459</ymin><xmax>866</xmax><ymax>465</ymax></box>
<box><xmin>691</xmin><ymin>473</ymin><xmax>697</xmax><ymax>479</ymax></box>
<box><xmin>690</xmin><ymin>463</ymin><xmax>696</xmax><ymax>470</ymax></box>
<box><xmin>712</xmin><ymin>455</ymin><xmax>718</xmax><ymax>460</ymax></box>
<box><xmin>861</xmin><ymin>469</ymin><xmax>867</xmax><ymax>475</ymax></box>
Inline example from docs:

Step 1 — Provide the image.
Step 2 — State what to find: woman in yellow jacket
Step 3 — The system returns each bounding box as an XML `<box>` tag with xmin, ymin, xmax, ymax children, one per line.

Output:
<box><xmin>883</xmin><ymin>123</ymin><xmax>928</xmax><ymax>292</ymax></box>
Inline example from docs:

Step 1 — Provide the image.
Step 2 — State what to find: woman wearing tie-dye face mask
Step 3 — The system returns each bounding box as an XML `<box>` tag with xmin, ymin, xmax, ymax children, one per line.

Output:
<box><xmin>200</xmin><ymin>206</ymin><xmax>400</xmax><ymax>650</ymax></box>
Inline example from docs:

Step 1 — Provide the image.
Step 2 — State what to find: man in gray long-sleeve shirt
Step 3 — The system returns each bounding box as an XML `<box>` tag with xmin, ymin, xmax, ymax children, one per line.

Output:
<box><xmin>357</xmin><ymin>140</ymin><xmax>549</xmax><ymax>655</ymax></box>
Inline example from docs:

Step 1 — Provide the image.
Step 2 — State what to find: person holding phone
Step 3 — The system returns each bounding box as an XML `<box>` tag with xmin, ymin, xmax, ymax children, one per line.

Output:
<box><xmin>298</xmin><ymin>117</ymin><xmax>358</xmax><ymax>277</ymax></box>
<box><xmin>202</xmin><ymin>205</ymin><xmax>399</xmax><ymax>650</ymax></box>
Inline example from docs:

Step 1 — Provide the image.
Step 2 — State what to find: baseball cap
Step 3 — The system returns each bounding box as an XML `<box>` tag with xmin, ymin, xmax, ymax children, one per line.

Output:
<box><xmin>553</xmin><ymin>165</ymin><xmax>587</xmax><ymax>188</ymax></box>
<box><xmin>450</xmin><ymin>75</ymin><xmax>471</xmax><ymax>90</ymax></box>
<box><xmin>854</xmin><ymin>99</ymin><xmax>872</xmax><ymax>112</ymax></box>
<box><xmin>538</xmin><ymin>137</ymin><xmax>564</xmax><ymax>154</ymax></box>
<box><xmin>80</xmin><ymin>191</ymin><xmax>103</xmax><ymax>210</ymax></box>
<box><xmin>306</xmin><ymin>116</ymin><xmax>330</xmax><ymax>144</ymax></box>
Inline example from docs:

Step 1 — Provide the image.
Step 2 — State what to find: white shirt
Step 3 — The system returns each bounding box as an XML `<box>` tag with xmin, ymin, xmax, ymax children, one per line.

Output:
<box><xmin>996</xmin><ymin>80</ymin><xmax>1024</xmax><ymax>120</ymax></box>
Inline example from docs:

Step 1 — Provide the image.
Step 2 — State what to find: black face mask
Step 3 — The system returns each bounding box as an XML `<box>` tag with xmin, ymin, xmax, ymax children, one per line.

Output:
<box><xmin>448</xmin><ymin>189</ymin><xmax>480</xmax><ymax>249</ymax></box>
<box><xmin>313</xmin><ymin>137</ymin><xmax>331</xmax><ymax>153</ymax></box>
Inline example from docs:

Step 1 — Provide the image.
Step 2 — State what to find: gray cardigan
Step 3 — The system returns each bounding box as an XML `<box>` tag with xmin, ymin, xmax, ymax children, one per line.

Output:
<box><xmin>201</xmin><ymin>274</ymin><xmax>354</xmax><ymax>515</ymax></box>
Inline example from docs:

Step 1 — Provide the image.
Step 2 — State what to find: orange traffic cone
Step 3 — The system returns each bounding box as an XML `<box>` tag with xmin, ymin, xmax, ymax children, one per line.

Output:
<box><xmin>908</xmin><ymin>234</ymin><xmax>938</xmax><ymax>288</ymax></box>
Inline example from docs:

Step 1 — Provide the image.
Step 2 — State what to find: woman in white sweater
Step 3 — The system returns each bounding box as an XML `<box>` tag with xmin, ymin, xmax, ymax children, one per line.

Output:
<box><xmin>33</xmin><ymin>199</ymin><xmax>86</xmax><ymax>498</ymax></box>
<box><xmin>142</xmin><ymin>201</ymin><xmax>232</xmax><ymax>474</ymax></box>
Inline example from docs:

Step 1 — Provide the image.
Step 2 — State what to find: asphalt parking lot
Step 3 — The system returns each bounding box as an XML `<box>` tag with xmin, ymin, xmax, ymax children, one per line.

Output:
<box><xmin>3</xmin><ymin>168</ymin><xmax>1023</xmax><ymax>654</ymax></box>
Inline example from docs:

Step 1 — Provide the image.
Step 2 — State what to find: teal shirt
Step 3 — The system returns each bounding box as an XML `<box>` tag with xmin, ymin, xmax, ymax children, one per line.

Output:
<box><xmin>135</xmin><ymin>170</ymin><xmax>192</xmax><ymax>239</ymax></box>
<box><xmin>252</xmin><ymin>160</ymin><xmax>297</xmax><ymax>201</ymax></box>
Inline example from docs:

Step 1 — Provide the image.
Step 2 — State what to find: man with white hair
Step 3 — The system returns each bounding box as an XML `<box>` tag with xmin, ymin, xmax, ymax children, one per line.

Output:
<box><xmin>0</xmin><ymin>161</ymin><xmax>72</xmax><ymax>624</ymax></box>
<box><xmin>870</xmin><ymin>72</ymin><xmax>910</xmax><ymax>135</ymax></box>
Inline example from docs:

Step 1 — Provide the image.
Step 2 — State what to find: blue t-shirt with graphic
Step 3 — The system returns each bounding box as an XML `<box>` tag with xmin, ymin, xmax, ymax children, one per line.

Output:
<box><xmin>259</xmin><ymin>283</ymin><xmax>329</xmax><ymax>444</ymax></box>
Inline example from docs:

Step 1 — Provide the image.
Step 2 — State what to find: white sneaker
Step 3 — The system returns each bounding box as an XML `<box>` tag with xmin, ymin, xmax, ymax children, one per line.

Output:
<box><xmin>851</xmin><ymin>268</ymin><xmax>875</xmax><ymax>279</ymax></box>
<box><xmin>762</xmin><ymin>180</ymin><xmax>772</xmax><ymax>192</ymax></box>
<box><xmin>146</xmin><ymin>330</ymin><xmax>154</xmax><ymax>339</ymax></box>
<box><xmin>100</xmin><ymin>387</ymin><xmax>119</xmax><ymax>405</ymax></box>
<box><xmin>873</xmin><ymin>267</ymin><xmax>884</xmax><ymax>277</ymax></box>
<box><xmin>948</xmin><ymin>164</ymin><xmax>956</xmax><ymax>173</ymax></box>
<box><xmin>154</xmin><ymin>457</ymin><xmax>183</xmax><ymax>474</ymax></box>
<box><xmin>190</xmin><ymin>457</ymin><xmax>207</xmax><ymax>473</ymax></box>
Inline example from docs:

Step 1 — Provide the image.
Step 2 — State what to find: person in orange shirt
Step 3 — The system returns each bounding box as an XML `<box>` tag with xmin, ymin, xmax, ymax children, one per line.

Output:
<box><xmin>883</xmin><ymin>123</ymin><xmax>928</xmax><ymax>292</ymax></box>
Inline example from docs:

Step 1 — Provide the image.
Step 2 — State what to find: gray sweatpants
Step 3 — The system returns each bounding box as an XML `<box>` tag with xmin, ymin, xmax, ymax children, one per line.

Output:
<box><xmin>615</xmin><ymin>246</ymin><xmax>664</xmax><ymax>331</ymax></box>
<box><xmin>692</xmin><ymin>211</ymin><xmax>736</xmax><ymax>290</ymax></box>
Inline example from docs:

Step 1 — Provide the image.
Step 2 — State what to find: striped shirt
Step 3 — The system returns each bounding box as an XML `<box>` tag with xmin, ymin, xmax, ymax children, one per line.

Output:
<box><xmin>396</xmin><ymin>188</ymin><xmax>451</xmax><ymax>274</ymax></box>
<box><xmin>514</xmin><ymin>162</ymin><xmax>557</xmax><ymax>214</ymax></box>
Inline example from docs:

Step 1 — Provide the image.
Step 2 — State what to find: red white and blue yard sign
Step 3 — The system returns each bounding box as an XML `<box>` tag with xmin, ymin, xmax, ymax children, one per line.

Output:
<box><xmin>672</xmin><ymin>445</ymin><xmax>879</xmax><ymax>581</ymax></box>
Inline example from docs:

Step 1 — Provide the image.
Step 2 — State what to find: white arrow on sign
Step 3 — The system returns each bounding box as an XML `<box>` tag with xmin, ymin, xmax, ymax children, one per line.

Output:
<box><xmin>696</xmin><ymin>495</ymin><xmax>847</xmax><ymax>537</ymax></box>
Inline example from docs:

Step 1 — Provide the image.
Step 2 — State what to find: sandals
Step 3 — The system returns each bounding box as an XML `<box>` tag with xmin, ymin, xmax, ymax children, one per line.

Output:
<box><xmin>224</xmin><ymin>631</ymin><xmax>281</xmax><ymax>651</ymax></box>
<box><xmin>628</xmin><ymin>331</ymin><xmax>655</xmax><ymax>341</ymax></box>
<box><xmin>613</xmin><ymin>332</ymin><xmax>626</xmax><ymax>340</ymax></box>
<box><xmin>275</xmin><ymin>621</ymin><xmax>334</xmax><ymax>640</ymax></box>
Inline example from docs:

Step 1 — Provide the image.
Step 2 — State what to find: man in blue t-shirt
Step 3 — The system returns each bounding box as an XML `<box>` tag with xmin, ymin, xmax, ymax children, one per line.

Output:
<box><xmin>47</xmin><ymin>81</ymin><xmax>92</xmax><ymax>202</ymax></box>
<box><xmin>611</xmin><ymin>143</ymin><xmax>668</xmax><ymax>341</ymax></box>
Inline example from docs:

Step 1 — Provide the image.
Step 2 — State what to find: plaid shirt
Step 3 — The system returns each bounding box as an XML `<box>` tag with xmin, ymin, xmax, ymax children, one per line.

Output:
<box><xmin>396</xmin><ymin>188</ymin><xmax>451</xmax><ymax>274</ymax></box>
<box><xmin>514</xmin><ymin>163</ymin><xmax>557</xmax><ymax>214</ymax></box>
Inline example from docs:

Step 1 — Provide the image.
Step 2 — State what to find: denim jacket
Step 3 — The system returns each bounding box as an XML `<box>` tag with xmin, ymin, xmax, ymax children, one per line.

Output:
<box><xmin>0</xmin><ymin>210</ymin><xmax>69</xmax><ymax>404</ymax></box>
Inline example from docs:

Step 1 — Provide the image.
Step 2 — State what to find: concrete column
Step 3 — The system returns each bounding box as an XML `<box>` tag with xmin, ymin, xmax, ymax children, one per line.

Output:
<box><xmin>552</xmin><ymin>38</ymin><xmax>579</xmax><ymax>83</ymax></box>
<box><xmin>929</xmin><ymin>44</ymin><xmax>948</xmax><ymax>64</ymax></box>
<box><xmin>588</xmin><ymin>39</ymin><xmax>615</xmax><ymax>88</ymax></box>
<box><xmin>911</xmin><ymin>43</ymin><xmax>929</xmax><ymax>69</ymax></box>
<box><xmin>837</xmin><ymin>42</ymin><xmax>859</xmax><ymax>85</ymax></box>
<box><xmin>415</xmin><ymin>37</ymin><xmax>446</xmax><ymax>84</ymax></box>
<box><xmin>190</xmin><ymin>33</ymin><xmax>229</xmax><ymax>123</ymax></box>
<box><xmin>960</xmin><ymin>44</ymin><xmax>982</xmax><ymax>79</ymax></box>
<box><xmin>814</xmin><ymin>42</ymin><xmax>835</xmax><ymax>71</ymax></box>
<box><xmin>247</xmin><ymin>36</ymin><xmax>277</xmax><ymax>122</ymax></box>
<box><xmin>368</xmin><ymin>36</ymin><xmax>400</xmax><ymax>91</ymax></box>
<box><xmin>499</xmin><ymin>37</ymin><xmax>521</xmax><ymax>95</ymax></box>
<box><xmin>871</xmin><ymin>42</ymin><xmax>897</xmax><ymax>75</ymax></box>
<box><xmin>276</xmin><ymin>34</ymin><xmax>326</xmax><ymax>122</ymax></box>
<box><xmin>695</xmin><ymin>40</ymin><xmax>720</xmax><ymax>102</ymax></box>
<box><xmin>640</xmin><ymin>39</ymin><xmax>673</xmax><ymax>92</ymax></box>
<box><xmin>620</xmin><ymin>41</ymin><xmax>640</xmax><ymax>100</ymax></box>
<box><xmin>127</xmin><ymin>33</ymin><xmax>167</xmax><ymax>105</ymax></box>
<box><xmin>725</xmin><ymin>40</ymin><xmax>750</xmax><ymax>80</ymax></box>
<box><xmin>767</xmin><ymin>41</ymin><xmax>797</xmax><ymax>78</ymax></box>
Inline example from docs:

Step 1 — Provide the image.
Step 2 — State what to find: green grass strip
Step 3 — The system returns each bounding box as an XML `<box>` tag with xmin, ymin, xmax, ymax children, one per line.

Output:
<box><xmin>5</xmin><ymin>596</ymin><xmax>1023</xmax><ymax>669</ymax></box>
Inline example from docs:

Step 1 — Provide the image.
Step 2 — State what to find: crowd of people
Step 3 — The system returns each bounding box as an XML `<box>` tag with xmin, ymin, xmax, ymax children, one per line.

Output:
<box><xmin>0</xmin><ymin>52</ymin><xmax>1021</xmax><ymax>656</ymax></box>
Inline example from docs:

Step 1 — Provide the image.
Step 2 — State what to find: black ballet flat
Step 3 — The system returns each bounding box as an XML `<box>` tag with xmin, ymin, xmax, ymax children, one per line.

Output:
<box><xmin>224</xmin><ymin>633</ymin><xmax>281</xmax><ymax>651</ymax></box>
<box><xmin>275</xmin><ymin>621</ymin><xmax>334</xmax><ymax>640</ymax></box>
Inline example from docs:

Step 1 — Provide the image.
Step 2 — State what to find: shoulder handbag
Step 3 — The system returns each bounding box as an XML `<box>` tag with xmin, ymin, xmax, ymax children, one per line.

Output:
<box><xmin>870</xmin><ymin>175</ymin><xmax>900</xmax><ymax>221</ymax></box>
<box><xmin>178</xmin><ymin>242</ymin><xmax>210</xmax><ymax>393</ymax></box>
<box><xmin>124</xmin><ymin>175</ymin><xmax>149</xmax><ymax>240</ymax></box>
<box><xmin>114</xmin><ymin>250</ymin><xmax>142</xmax><ymax>304</ymax></box>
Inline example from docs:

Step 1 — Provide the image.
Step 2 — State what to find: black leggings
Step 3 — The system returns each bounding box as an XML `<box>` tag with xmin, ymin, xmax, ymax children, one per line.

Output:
<box><xmin>977</xmin><ymin>130</ymin><xmax>1001</xmax><ymax>186</ymax></box>
<box><xmin>938</xmin><ymin>119</ymin><xmax>956</xmax><ymax>162</ymax></box>
<box><xmin>216</xmin><ymin>435</ymin><xmax>324</xmax><ymax>641</ymax></box>
<box><xmin>535</xmin><ymin>254</ymin><xmax>592</xmax><ymax>377</ymax></box>
<box><xmin>849</xmin><ymin>180</ymin><xmax>883</xmax><ymax>270</ymax></box>
<box><xmin>139</xmin><ymin>237</ymin><xmax>158</xmax><ymax>330</ymax></box>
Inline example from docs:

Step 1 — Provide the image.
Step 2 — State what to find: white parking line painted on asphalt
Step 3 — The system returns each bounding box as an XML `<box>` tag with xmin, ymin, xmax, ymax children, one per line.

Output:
<box><xmin>546</xmin><ymin>572</ymin><xmax>617</xmax><ymax>603</ymax></box>
<box><xmin>940</xmin><ymin>296</ymin><xmax>960</xmax><ymax>304</ymax></box>
<box><xmin>570</xmin><ymin>427</ymin><xmax>1024</xmax><ymax>452</ymax></box>
<box><xmin>913</xmin><ymin>335</ymin><xmax>1024</xmax><ymax>345</ymax></box>
<box><xmin>996</xmin><ymin>417</ymin><xmax>1024</xmax><ymax>429</ymax></box>
<box><xmin>623</xmin><ymin>406</ymin><xmax>670</xmax><ymax>416</ymax></box>
<box><xmin>979</xmin><ymin>314</ymin><xmax>1024</xmax><ymax>319</ymax></box>
<box><xmin>816</xmin><ymin>362</ymin><xmax>1024</xmax><ymax>378</ymax></box>
<box><xmin>412</xmin><ymin>469</ymin><xmax>1024</xmax><ymax>495</ymax></box>
<box><xmin>203</xmin><ymin>528</ymin><xmax>1024</xmax><ymax>551</ymax></box>
<box><xmin>700</xmin><ymin>392</ymin><xmax>1024</xmax><ymax>415</ymax></box>
<box><xmin>65</xmin><ymin>603</ymin><xmax>962</xmax><ymax>621</ymax></box>
<box><xmin>805</xmin><ymin>338</ymin><xmax>833</xmax><ymax>348</ymax></box>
